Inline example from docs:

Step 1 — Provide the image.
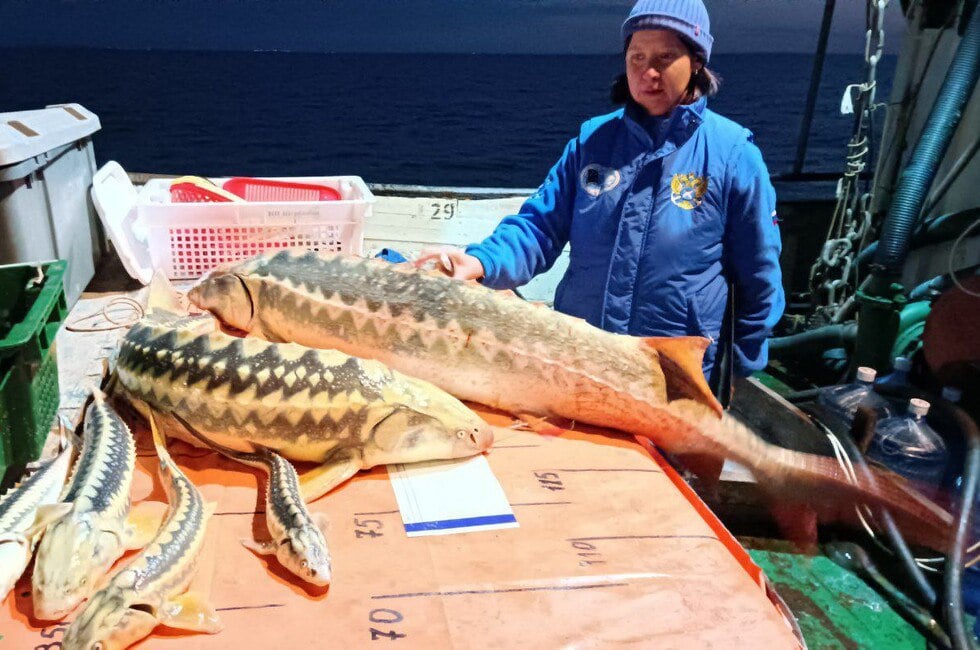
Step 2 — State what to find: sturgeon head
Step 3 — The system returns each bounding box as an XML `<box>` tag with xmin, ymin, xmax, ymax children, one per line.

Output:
<box><xmin>187</xmin><ymin>259</ymin><xmax>262</xmax><ymax>332</ymax></box>
<box><xmin>32</xmin><ymin>516</ymin><xmax>124</xmax><ymax>620</ymax></box>
<box><xmin>363</xmin><ymin>373</ymin><xmax>494</xmax><ymax>466</ymax></box>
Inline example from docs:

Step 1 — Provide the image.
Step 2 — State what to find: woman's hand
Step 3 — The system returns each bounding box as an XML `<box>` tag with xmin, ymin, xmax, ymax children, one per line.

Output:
<box><xmin>414</xmin><ymin>246</ymin><xmax>485</xmax><ymax>281</ymax></box>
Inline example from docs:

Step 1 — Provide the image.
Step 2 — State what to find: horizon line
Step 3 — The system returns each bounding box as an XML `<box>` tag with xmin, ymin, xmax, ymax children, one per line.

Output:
<box><xmin>0</xmin><ymin>44</ymin><xmax>889</xmax><ymax>57</ymax></box>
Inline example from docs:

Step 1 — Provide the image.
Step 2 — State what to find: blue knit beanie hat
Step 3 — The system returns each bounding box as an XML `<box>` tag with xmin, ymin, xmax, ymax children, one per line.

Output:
<box><xmin>622</xmin><ymin>0</ymin><xmax>713</xmax><ymax>63</ymax></box>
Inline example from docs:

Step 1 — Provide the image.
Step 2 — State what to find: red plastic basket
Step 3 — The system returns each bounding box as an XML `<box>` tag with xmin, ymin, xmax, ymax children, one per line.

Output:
<box><xmin>222</xmin><ymin>177</ymin><xmax>341</xmax><ymax>202</ymax></box>
<box><xmin>170</xmin><ymin>177</ymin><xmax>241</xmax><ymax>203</ymax></box>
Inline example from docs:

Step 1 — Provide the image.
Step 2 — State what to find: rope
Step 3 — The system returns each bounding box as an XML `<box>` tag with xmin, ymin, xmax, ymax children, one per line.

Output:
<box><xmin>65</xmin><ymin>297</ymin><xmax>145</xmax><ymax>332</ymax></box>
<box><xmin>948</xmin><ymin>217</ymin><xmax>980</xmax><ymax>298</ymax></box>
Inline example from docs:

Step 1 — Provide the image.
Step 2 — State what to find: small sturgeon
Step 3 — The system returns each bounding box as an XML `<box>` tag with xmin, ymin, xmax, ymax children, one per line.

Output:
<box><xmin>114</xmin><ymin>306</ymin><xmax>494</xmax><ymax>501</ymax></box>
<box><xmin>0</xmin><ymin>438</ymin><xmax>74</xmax><ymax>602</ymax></box>
<box><xmin>189</xmin><ymin>251</ymin><xmax>952</xmax><ymax>545</ymax></box>
<box><xmin>178</xmin><ymin>415</ymin><xmax>332</xmax><ymax>586</ymax></box>
<box><xmin>33</xmin><ymin>391</ymin><xmax>165</xmax><ymax>620</ymax></box>
<box><xmin>63</xmin><ymin>412</ymin><xmax>221</xmax><ymax>649</ymax></box>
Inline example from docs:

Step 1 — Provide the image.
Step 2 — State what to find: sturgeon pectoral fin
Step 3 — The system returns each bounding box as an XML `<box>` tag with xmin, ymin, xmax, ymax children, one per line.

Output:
<box><xmin>299</xmin><ymin>456</ymin><xmax>361</xmax><ymax>502</ymax></box>
<box><xmin>241</xmin><ymin>538</ymin><xmax>277</xmax><ymax>556</ymax></box>
<box><xmin>160</xmin><ymin>592</ymin><xmax>223</xmax><ymax>634</ymax></box>
<box><xmin>516</xmin><ymin>414</ymin><xmax>565</xmax><ymax>437</ymax></box>
<box><xmin>114</xmin><ymin>607</ymin><xmax>160</xmax><ymax>647</ymax></box>
<box><xmin>124</xmin><ymin>501</ymin><xmax>170</xmax><ymax>550</ymax></box>
<box><xmin>23</xmin><ymin>502</ymin><xmax>73</xmax><ymax>538</ymax></box>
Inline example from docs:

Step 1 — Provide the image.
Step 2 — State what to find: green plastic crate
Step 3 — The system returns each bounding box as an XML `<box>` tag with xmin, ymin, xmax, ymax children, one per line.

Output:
<box><xmin>0</xmin><ymin>260</ymin><xmax>68</xmax><ymax>484</ymax></box>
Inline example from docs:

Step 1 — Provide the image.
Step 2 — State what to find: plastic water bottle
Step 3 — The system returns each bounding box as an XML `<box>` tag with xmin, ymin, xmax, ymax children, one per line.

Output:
<box><xmin>875</xmin><ymin>356</ymin><xmax>911</xmax><ymax>391</ymax></box>
<box><xmin>818</xmin><ymin>367</ymin><xmax>894</xmax><ymax>422</ymax></box>
<box><xmin>866</xmin><ymin>399</ymin><xmax>948</xmax><ymax>498</ymax></box>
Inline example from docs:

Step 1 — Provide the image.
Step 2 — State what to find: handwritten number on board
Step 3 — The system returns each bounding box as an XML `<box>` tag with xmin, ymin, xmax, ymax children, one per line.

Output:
<box><xmin>534</xmin><ymin>471</ymin><xmax>564</xmax><ymax>492</ymax></box>
<box><xmin>369</xmin><ymin>608</ymin><xmax>406</xmax><ymax>641</ymax></box>
<box><xmin>355</xmin><ymin>517</ymin><xmax>384</xmax><ymax>539</ymax></box>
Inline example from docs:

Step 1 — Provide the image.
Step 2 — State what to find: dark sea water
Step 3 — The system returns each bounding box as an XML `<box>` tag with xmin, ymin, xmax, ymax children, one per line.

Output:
<box><xmin>0</xmin><ymin>48</ymin><xmax>895</xmax><ymax>195</ymax></box>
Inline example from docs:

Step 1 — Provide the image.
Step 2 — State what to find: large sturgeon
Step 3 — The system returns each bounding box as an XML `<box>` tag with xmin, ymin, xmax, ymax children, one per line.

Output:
<box><xmin>114</xmin><ymin>307</ymin><xmax>493</xmax><ymax>500</ymax></box>
<box><xmin>33</xmin><ymin>391</ymin><xmax>165</xmax><ymax>620</ymax></box>
<box><xmin>62</xmin><ymin>411</ymin><xmax>221</xmax><ymax>650</ymax></box>
<box><xmin>188</xmin><ymin>250</ymin><xmax>952</xmax><ymax>545</ymax></box>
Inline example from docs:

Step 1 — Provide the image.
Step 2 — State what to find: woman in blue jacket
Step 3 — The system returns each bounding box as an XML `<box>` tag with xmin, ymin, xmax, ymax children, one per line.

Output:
<box><xmin>417</xmin><ymin>0</ymin><xmax>785</xmax><ymax>386</ymax></box>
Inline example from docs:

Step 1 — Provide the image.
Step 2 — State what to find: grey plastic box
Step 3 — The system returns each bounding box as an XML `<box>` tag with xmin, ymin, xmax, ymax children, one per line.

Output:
<box><xmin>0</xmin><ymin>104</ymin><xmax>105</xmax><ymax>305</ymax></box>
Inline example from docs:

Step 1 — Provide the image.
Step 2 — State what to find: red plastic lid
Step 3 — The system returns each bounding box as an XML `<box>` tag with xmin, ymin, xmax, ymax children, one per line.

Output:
<box><xmin>222</xmin><ymin>177</ymin><xmax>341</xmax><ymax>202</ymax></box>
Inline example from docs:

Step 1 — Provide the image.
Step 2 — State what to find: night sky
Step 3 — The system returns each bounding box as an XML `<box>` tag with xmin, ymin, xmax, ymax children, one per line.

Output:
<box><xmin>0</xmin><ymin>0</ymin><xmax>907</xmax><ymax>54</ymax></box>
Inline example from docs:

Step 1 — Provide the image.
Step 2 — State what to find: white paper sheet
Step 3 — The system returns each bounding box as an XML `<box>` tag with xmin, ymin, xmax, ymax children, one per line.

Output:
<box><xmin>387</xmin><ymin>455</ymin><xmax>518</xmax><ymax>536</ymax></box>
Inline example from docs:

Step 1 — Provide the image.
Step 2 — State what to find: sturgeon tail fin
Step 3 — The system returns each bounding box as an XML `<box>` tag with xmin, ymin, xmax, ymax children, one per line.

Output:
<box><xmin>697</xmin><ymin>408</ymin><xmax>952</xmax><ymax>551</ymax></box>
<box><xmin>648</xmin><ymin>399</ymin><xmax>952</xmax><ymax>551</ymax></box>
<box><xmin>757</xmin><ymin>444</ymin><xmax>953</xmax><ymax>551</ymax></box>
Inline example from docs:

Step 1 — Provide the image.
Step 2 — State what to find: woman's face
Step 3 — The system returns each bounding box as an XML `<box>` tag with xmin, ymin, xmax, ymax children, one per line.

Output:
<box><xmin>626</xmin><ymin>29</ymin><xmax>699</xmax><ymax>116</ymax></box>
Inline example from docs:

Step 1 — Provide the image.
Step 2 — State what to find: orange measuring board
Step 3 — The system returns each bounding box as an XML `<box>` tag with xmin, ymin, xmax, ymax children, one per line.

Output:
<box><xmin>2</xmin><ymin>406</ymin><xmax>799</xmax><ymax>649</ymax></box>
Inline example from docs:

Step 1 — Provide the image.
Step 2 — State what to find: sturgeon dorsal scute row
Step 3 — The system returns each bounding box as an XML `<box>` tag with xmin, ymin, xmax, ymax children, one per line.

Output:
<box><xmin>61</xmin><ymin>399</ymin><xmax>134</xmax><ymax>514</ymax></box>
<box><xmin>120</xmin><ymin>321</ymin><xmax>389</xmax><ymax>402</ymax></box>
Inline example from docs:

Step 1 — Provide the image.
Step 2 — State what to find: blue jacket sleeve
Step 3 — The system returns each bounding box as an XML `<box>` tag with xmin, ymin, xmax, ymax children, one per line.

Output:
<box><xmin>465</xmin><ymin>136</ymin><xmax>580</xmax><ymax>289</ymax></box>
<box><xmin>725</xmin><ymin>138</ymin><xmax>785</xmax><ymax>375</ymax></box>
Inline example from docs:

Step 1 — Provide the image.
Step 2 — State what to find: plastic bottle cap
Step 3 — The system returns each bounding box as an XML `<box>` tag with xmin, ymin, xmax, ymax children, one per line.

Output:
<box><xmin>908</xmin><ymin>398</ymin><xmax>930</xmax><ymax>417</ymax></box>
<box><xmin>893</xmin><ymin>357</ymin><xmax>912</xmax><ymax>372</ymax></box>
<box><xmin>942</xmin><ymin>387</ymin><xmax>962</xmax><ymax>403</ymax></box>
<box><xmin>856</xmin><ymin>367</ymin><xmax>877</xmax><ymax>382</ymax></box>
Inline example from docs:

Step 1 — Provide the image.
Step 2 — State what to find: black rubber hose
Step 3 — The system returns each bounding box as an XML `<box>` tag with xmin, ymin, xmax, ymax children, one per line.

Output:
<box><xmin>769</xmin><ymin>323</ymin><xmax>858</xmax><ymax>356</ymax></box>
<box><xmin>945</xmin><ymin>407</ymin><xmax>980</xmax><ymax>650</ymax></box>
<box><xmin>843</xmin><ymin>407</ymin><xmax>940</xmax><ymax>607</ymax></box>
<box><xmin>870</xmin><ymin>385</ymin><xmax>980</xmax><ymax>647</ymax></box>
<box><xmin>873</xmin><ymin>6</ymin><xmax>980</xmax><ymax>274</ymax></box>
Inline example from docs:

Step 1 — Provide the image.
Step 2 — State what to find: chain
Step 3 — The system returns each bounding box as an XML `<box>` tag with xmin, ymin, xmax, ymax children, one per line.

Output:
<box><xmin>808</xmin><ymin>0</ymin><xmax>889</xmax><ymax>323</ymax></box>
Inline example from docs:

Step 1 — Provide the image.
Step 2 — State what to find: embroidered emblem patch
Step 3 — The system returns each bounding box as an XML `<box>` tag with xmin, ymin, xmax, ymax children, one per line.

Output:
<box><xmin>670</xmin><ymin>173</ymin><xmax>708</xmax><ymax>210</ymax></box>
<box><xmin>579</xmin><ymin>164</ymin><xmax>621</xmax><ymax>197</ymax></box>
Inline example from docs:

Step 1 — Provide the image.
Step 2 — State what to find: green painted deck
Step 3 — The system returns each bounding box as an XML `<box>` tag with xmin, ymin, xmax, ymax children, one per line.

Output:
<box><xmin>749</xmin><ymin>546</ymin><xmax>927</xmax><ymax>650</ymax></box>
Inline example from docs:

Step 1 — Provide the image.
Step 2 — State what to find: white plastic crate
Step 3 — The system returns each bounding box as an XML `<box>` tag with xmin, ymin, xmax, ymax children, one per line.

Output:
<box><xmin>92</xmin><ymin>169</ymin><xmax>375</xmax><ymax>283</ymax></box>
